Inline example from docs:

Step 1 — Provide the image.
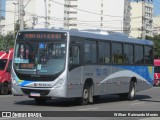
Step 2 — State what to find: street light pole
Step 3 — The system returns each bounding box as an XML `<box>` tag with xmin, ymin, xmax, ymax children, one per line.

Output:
<box><xmin>44</xmin><ymin>0</ymin><xmax>48</xmax><ymax>28</ymax></box>
<box><xmin>13</xmin><ymin>3</ymin><xmax>18</xmax><ymax>34</ymax></box>
<box><xmin>19</xmin><ymin>0</ymin><xmax>24</xmax><ymax>30</ymax></box>
<box><xmin>142</xmin><ymin>1</ymin><xmax>146</xmax><ymax>39</ymax></box>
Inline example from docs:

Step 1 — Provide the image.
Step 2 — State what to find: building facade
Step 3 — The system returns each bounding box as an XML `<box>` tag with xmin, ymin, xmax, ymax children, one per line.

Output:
<box><xmin>130</xmin><ymin>1</ymin><xmax>153</xmax><ymax>38</ymax></box>
<box><xmin>4</xmin><ymin>0</ymin><xmax>131</xmax><ymax>36</ymax></box>
<box><xmin>64</xmin><ymin>0</ymin><xmax>131</xmax><ymax>35</ymax></box>
<box><xmin>153</xmin><ymin>16</ymin><xmax>160</xmax><ymax>36</ymax></box>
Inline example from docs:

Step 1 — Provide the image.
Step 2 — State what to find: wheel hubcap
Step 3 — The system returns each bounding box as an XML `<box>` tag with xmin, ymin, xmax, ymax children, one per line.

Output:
<box><xmin>83</xmin><ymin>89</ymin><xmax>88</xmax><ymax>99</ymax></box>
<box><xmin>130</xmin><ymin>87</ymin><xmax>135</xmax><ymax>97</ymax></box>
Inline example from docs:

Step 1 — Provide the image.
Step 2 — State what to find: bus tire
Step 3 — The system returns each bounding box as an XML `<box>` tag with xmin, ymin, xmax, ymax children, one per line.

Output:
<box><xmin>34</xmin><ymin>98</ymin><xmax>47</xmax><ymax>104</ymax></box>
<box><xmin>127</xmin><ymin>81</ymin><xmax>136</xmax><ymax>100</ymax></box>
<box><xmin>119</xmin><ymin>81</ymin><xmax>136</xmax><ymax>100</ymax></box>
<box><xmin>77</xmin><ymin>84</ymin><xmax>91</xmax><ymax>105</ymax></box>
<box><xmin>1</xmin><ymin>83</ymin><xmax>9</xmax><ymax>95</ymax></box>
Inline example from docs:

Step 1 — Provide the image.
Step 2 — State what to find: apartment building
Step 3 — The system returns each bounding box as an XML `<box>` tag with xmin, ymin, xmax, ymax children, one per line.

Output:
<box><xmin>64</xmin><ymin>0</ymin><xmax>131</xmax><ymax>35</ymax></box>
<box><xmin>153</xmin><ymin>16</ymin><xmax>160</xmax><ymax>35</ymax></box>
<box><xmin>4</xmin><ymin>0</ymin><xmax>131</xmax><ymax>36</ymax></box>
<box><xmin>130</xmin><ymin>1</ymin><xmax>153</xmax><ymax>38</ymax></box>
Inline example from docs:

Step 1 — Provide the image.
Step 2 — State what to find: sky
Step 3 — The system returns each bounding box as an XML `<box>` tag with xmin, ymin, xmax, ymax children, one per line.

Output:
<box><xmin>0</xmin><ymin>0</ymin><xmax>5</xmax><ymax>17</ymax></box>
<box><xmin>0</xmin><ymin>0</ymin><xmax>160</xmax><ymax>17</ymax></box>
<box><xmin>153</xmin><ymin>0</ymin><xmax>160</xmax><ymax>16</ymax></box>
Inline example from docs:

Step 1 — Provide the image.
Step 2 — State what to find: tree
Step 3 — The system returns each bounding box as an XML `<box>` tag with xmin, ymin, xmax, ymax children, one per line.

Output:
<box><xmin>14</xmin><ymin>20</ymin><xmax>28</xmax><ymax>36</ymax></box>
<box><xmin>146</xmin><ymin>35</ymin><xmax>160</xmax><ymax>59</ymax></box>
<box><xmin>0</xmin><ymin>33</ymin><xmax>14</xmax><ymax>51</ymax></box>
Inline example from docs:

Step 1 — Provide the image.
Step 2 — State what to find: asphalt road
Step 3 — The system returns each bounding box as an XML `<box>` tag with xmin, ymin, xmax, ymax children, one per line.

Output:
<box><xmin>0</xmin><ymin>86</ymin><xmax>160</xmax><ymax>120</ymax></box>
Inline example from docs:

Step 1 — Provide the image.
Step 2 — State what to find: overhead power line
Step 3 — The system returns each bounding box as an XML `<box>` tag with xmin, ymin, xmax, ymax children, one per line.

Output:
<box><xmin>49</xmin><ymin>0</ymin><xmax>142</xmax><ymax>19</ymax></box>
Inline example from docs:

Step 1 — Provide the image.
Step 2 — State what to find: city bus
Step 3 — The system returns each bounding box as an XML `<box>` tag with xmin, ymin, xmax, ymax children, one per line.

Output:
<box><xmin>154</xmin><ymin>59</ymin><xmax>160</xmax><ymax>86</ymax></box>
<box><xmin>11</xmin><ymin>29</ymin><xmax>154</xmax><ymax>105</ymax></box>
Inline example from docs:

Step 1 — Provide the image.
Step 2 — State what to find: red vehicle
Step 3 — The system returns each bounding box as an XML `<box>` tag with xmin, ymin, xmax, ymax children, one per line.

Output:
<box><xmin>154</xmin><ymin>59</ymin><xmax>160</xmax><ymax>86</ymax></box>
<box><xmin>0</xmin><ymin>48</ymin><xmax>13</xmax><ymax>94</ymax></box>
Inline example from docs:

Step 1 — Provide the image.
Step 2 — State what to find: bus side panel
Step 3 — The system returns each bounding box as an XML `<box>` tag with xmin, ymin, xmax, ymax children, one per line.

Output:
<box><xmin>67</xmin><ymin>66</ymin><xmax>83</xmax><ymax>98</ymax></box>
<box><xmin>115</xmin><ymin>66</ymin><xmax>154</xmax><ymax>92</ymax></box>
<box><xmin>66</xmin><ymin>65</ymin><xmax>153</xmax><ymax>98</ymax></box>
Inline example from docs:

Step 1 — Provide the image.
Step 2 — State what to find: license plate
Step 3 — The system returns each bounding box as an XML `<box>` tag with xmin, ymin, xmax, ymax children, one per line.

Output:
<box><xmin>30</xmin><ymin>92</ymin><xmax>40</xmax><ymax>97</ymax></box>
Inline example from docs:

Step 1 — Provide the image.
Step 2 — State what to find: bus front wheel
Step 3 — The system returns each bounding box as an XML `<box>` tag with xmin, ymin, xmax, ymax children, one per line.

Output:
<box><xmin>77</xmin><ymin>84</ymin><xmax>92</xmax><ymax>105</ymax></box>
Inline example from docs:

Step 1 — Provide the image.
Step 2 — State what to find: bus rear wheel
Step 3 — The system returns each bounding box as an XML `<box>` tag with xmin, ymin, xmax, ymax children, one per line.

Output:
<box><xmin>34</xmin><ymin>98</ymin><xmax>47</xmax><ymax>104</ymax></box>
<box><xmin>128</xmin><ymin>81</ymin><xmax>136</xmax><ymax>100</ymax></box>
<box><xmin>119</xmin><ymin>81</ymin><xmax>136</xmax><ymax>100</ymax></box>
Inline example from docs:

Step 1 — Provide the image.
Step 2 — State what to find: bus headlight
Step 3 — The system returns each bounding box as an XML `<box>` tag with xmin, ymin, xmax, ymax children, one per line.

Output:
<box><xmin>54</xmin><ymin>78</ymin><xmax>64</xmax><ymax>88</ymax></box>
<box><xmin>11</xmin><ymin>75</ymin><xmax>19</xmax><ymax>86</ymax></box>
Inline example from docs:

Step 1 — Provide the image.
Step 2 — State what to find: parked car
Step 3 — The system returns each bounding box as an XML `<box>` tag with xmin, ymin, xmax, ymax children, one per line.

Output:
<box><xmin>0</xmin><ymin>48</ymin><xmax>13</xmax><ymax>94</ymax></box>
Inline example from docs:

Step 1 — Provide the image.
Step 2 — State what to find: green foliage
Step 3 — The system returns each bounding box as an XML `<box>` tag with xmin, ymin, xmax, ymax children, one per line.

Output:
<box><xmin>146</xmin><ymin>35</ymin><xmax>160</xmax><ymax>59</ymax></box>
<box><xmin>14</xmin><ymin>20</ymin><xmax>28</xmax><ymax>36</ymax></box>
<box><xmin>0</xmin><ymin>20</ymin><xmax>28</xmax><ymax>51</ymax></box>
<box><xmin>0</xmin><ymin>34</ymin><xmax>15</xmax><ymax>51</ymax></box>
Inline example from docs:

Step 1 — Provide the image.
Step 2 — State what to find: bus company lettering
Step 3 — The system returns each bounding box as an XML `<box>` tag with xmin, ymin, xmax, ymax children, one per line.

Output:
<box><xmin>95</xmin><ymin>68</ymin><xmax>108</xmax><ymax>76</ymax></box>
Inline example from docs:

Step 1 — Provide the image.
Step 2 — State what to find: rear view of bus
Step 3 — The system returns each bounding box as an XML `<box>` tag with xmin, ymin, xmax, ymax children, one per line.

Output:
<box><xmin>154</xmin><ymin>59</ymin><xmax>160</xmax><ymax>86</ymax></box>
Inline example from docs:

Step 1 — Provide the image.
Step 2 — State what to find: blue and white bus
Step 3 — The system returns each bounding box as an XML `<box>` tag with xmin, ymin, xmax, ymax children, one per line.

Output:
<box><xmin>11</xmin><ymin>29</ymin><xmax>154</xmax><ymax>105</ymax></box>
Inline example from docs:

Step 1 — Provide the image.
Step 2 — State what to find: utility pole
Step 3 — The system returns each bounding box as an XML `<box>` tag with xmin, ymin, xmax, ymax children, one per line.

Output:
<box><xmin>44</xmin><ymin>0</ymin><xmax>48</xmax><ymax>28</ymax></box>
<box><xmin>19</xmin><ymin>0</ymin><xmax>25</xmax><ymax>30</ymax></box>
<box><xmin>141</xmin><ymin>1</ymin><xmax>145</xmax><ymax>39</ymax></box>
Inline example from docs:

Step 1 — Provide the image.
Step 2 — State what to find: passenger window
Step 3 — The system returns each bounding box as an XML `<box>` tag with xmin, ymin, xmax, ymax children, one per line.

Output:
<box><xmin>84</xmin><ymin>41</ymin><xmax>97</xmax><ymax>64</ymax></box>
<box><xmin>123</xmin><ymin>44</ymin><xmax>134</xmax><ymax>64</ymax></box>
<box><xmin>135</xmin><ymin>45</ymin><xmax>144</xmax><ymax>64</ymax></box>
<box><xmin>112</xmin><ymin>43</ymin><xmax>123</xmax><ymax>64</ymax></box>
<box><xmin>98</xmin><ymin>42</ymin><xmax>110</xmax><ymax>63</ymax></box>
<box><xmin>144</xmin><ymin>46</ymin><xmax>153</xmax><ymax>64</ymax></box>
<box><xmin>70</xmin><ymin>46</ymin><xmax>80</xmax><ymax>64</ymax></box>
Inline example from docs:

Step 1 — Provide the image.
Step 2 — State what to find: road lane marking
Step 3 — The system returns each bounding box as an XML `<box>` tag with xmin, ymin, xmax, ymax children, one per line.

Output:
<box><xmin>131</xmin><ymin>102</ymin><xmax>145</xmax><ymax>105</ymax></box>
<box><xmin>78</xmin><ymin>107</ymin><xmax>99</xmax><ymax>111</ymax></box>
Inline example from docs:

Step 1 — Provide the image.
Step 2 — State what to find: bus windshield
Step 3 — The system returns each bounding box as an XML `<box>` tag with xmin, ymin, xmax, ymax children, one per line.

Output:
<box><xmin>13</xmin><ymin>41</ymin><xmax>66</xmax><ymax>75</ymax></box>
<box><xmin>0</xmin><ymin>59</ymin><xmax>7</xmax><ymax>70</ymax></box>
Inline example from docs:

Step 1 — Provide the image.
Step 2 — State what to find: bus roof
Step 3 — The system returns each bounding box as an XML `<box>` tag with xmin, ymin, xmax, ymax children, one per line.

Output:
<box><xmin>18</xmin><ymin>29</ymin><xmax>154</xmax><ymax>46</ymax></box>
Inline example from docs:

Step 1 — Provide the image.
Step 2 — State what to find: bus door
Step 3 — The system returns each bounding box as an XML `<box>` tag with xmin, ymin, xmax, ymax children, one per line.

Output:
<box><xmin>68</xmin><ymin>42</ymin><xmax>83</xmax><ymax>97</ymax></box>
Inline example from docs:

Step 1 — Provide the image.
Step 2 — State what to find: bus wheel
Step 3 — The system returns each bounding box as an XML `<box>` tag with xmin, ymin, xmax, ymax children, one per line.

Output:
<box><xmin>1</xmin><ymin>83</ymin><xmax>9</xmax><ymax>95</ymax></box>
<box><xmin>119</xmin><ymin>81</ymin><xmax>136</xmax><ymax>100</ymax></box>
<box><xmin>34</xmin><ymin>98</ymin><xmax>47</xmax><ymax>104</ymax></box>
<box><xmin>82</xmin><ymin>84</ymin><xmax>90</xmax><ymax>105</ymax></box>
<box><xmin>128</xmin><ymin>81</ymin><xmax>136</xmax><ymax>100</ymax></box>
<box><xmin>77</xmin><ymin>84</ymin><xmax>90</xmax><ymax>105</ymax></box>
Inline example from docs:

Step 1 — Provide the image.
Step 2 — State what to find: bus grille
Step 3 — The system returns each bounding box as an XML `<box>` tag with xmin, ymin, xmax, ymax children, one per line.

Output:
<box><xmin>21</xmin><ymin>88</ymin><xmax>50</xmax><ymax>96</ymax></box>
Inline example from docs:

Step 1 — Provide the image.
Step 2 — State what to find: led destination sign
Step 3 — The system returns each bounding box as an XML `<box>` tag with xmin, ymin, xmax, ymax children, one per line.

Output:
<box><xmin>18</xmin><ymin>32</ymin><xmax>67</xmax><ymax>40</ymax></box>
